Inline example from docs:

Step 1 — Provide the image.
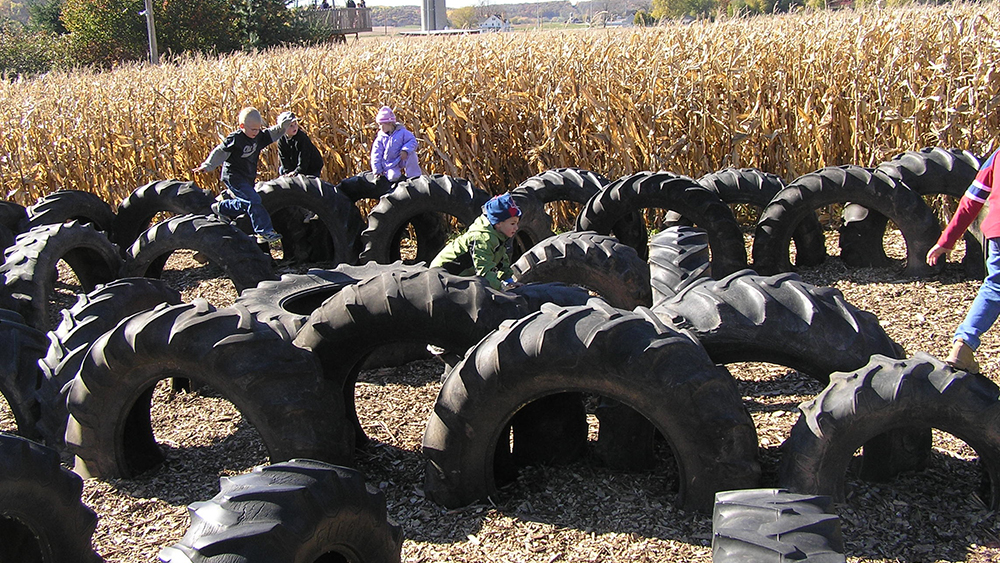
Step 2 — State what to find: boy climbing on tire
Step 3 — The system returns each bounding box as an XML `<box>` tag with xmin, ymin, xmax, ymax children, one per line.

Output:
<box><xmin>193</xmin><ymin>107</ymin><xmax>295</xmax><ymax>244</ymax></box>
<box><xmin>431</xmin><ymin>192</ymin><xmax>521</xmax><ymax>290</ymax></box>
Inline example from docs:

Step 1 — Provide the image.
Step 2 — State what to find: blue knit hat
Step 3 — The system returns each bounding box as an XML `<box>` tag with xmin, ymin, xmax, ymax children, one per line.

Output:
<box><xmin>483</xmin><ymin>193</ymin><xmax>521</xmax><ymax>225</ymax></box>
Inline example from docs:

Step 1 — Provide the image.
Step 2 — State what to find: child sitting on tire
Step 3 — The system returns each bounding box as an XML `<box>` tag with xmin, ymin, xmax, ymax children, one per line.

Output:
<box><xmin>278</xmin><ymin>116</ymin><xmax>324</xmax><ymax>178</ymax></box>
<box><xmin>430</xmin><ymin>193</ymin><xmax>521</xmax><ymax>290</ymax></box>
<box><xmin>193</xmin><ymin>107</ymin><xmax>294</xmax><ymax>244</ymax></box>
<box><xmin>370</xmin><ymin>106</ymin><xmax>421</xmax><ymax>188</ymax></box>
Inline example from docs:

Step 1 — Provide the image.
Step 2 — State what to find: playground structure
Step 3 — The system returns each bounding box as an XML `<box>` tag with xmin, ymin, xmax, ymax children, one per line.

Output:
<box><xmin>302</xmin><ymin>7</ymin><xmax>373</xmax><ymax>42</ymax></box>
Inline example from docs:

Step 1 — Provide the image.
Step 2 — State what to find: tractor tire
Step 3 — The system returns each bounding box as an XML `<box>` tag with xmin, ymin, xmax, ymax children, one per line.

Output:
<box><xmin>236</xmin><ymin>261</ymin><xmax>428</xmax><ymax>340</ymax></box>
<box><xmin>422</xmin><ymin>300</ymin><xmax>760</xmax><ymax>512</ymax></box>
<box><xmin>0</xmin><ymin>225</ymin><xmax>12</xmax><ymax>257</ymax></box>
<box><xmin>712</xmin><ymin>488</ymin><xmax>845</xmax><ymax>562</ymax></box>
<box><xmin>577</xmin><ymin>171</ymin><xmax>746</xmax><ymax>274</ymax></box>
<box><xmin>0</xmin><ymin>433</ymin><xmax>102</xmax><ymax>563</ymax></box>
<box><xmin>26</xmin><ymin>190</ymin><xmax>115</xmax><ymax>235</ymax></box>
<box><xmin>158</xmin><ymin>459</ymin><xmax>402</xmax><ymax>563</ymax></box>
<box><xmin>121</xmin><ymin>214</ymin><xmax>276</xmax><ymax>294</ymax></box>
<box><xmin>509</xmin><ymin>168</ymin><xmax>615</xmax><ymax>258</ymax></box>
<box><xmin>359</xmin><ymin>175</ymin><xmax>491</xmax><ymax>265</ymax></box>
<box><xmin>842</xmin><ymin>148</ymin><xmax>983</xmax><ymax>276</ymax></box>
<box><xmin>511</xmin><ymin>231</ymin><xmax>652</xmax><ymax>309</ymax></box>
<box><xmin>697</xmin><ymin>168</ymin><xmax>827</xmax><ymax>268</ymax></box>
<box><xmin>65</xmin><ymin>300</ymin><xmax>353</xmax><ymax>479</ymax></box>
<box><xmin>293</xmin><ymin>268</ymin><xmax>536</xmax><ymax>449</ymax></box>
<box><xmin>653</xmin><ymin>269</ymin><xmax>904</xmax><ymax>383</ymax></box>
<box><xmin>753</xmin><ymin>166</ymin><xmax>940</xmax><ymax>276</ymax></box>
<box><xmin>1</xmin><ymin>221</ymin><xmax>122</xmax><ymax>330</ymax></box>
<box><xmin>111</xmin><ymin>180</ymin><xmax>215</xmax><ymax>251</ymax></box>
<box><xmin>0</xmin><ymin>201</ymin><xmax>28</xmax><ymax>253</ymax></box>
<box><xmin>334</xmin><ymin>172</ymin><xmax>393</xmax><ymax>203</ymax></box>
<box><xmin>0</xmin><ymin>310</ymin><xmax>46</xmax><ymax>439</ymax></box>
<box><xmin>0</xmin><ymin>200</ymin><xmax>28</xmax><ymax>234</ymax></box>
<box><xmin>35</xmin><ymin>278</ymin><xmax>182</xmax><ymax>450</ymax></box>
<box><xmin>254</xmin><ymin>175</ymin><xmax>364</xmax><ymax>265</ymax></box>
<box><xmin>779</xmin><ymin>353</ymin><xmax>1000</xmax><ymax>508</ymax></box>
<box><xmin>648</xmin><ymin>226</ymin><xmax>712</xmax><ymax>307</ymax></box>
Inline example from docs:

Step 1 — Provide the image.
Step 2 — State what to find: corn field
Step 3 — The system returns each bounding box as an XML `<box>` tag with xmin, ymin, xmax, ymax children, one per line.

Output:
<box><xmin>1</xmin><ymin>2</ymin><xmax>1000</xmax><ymax>218</ymax></box>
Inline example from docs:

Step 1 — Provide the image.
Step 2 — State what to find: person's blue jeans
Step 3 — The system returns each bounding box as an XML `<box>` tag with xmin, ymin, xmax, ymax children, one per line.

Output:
<box><xmin>954</xmin><ymin>238</ymin><xmax>1000</xmax><ymax>349</ymax></box>
<box><xmin>218</xmin><ymin>177</ymin><xmax>274</xmax><ymax>234</ymax></box>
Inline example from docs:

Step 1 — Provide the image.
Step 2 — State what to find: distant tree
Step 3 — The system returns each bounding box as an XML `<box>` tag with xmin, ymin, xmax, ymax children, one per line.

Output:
<box><xmin>26</xmin><ymin>0</ymin><xmax>65</xmax><ymax>33</ymax></box>
<box><xmin>0</xmin><ymin>16</ymin><xmax>70</xmax><ymax>75</ymax></box>
<box><xmin>157</xmin><ymin>0</ymin><xmax>239</xmax><ymax>54</ymax></box>
<box><xmin>61</xmin><ymin>0</ymin><xmax>147</xmax><ymax>65</ymax></box>
<box><xmin>633</xmin><ymin>7</ymin><xmax>655</xmax><ymax>24</ymax></box>
<box><xmin>651</xmin><ymin>0</ymin><xmax>714</xmax><ymax>18</ymax></box>
<box><xmin>231</xmin><ymin>0</ymin><xmax>298</xmax><ymax>49</ymax></box>
<box><xmin>448</xmin><ymin>5</ymin><xmax>477</xmax><ymax>27</ymax></box>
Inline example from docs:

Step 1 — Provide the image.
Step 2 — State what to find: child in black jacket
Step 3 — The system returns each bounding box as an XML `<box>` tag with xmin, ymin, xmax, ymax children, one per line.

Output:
<box><xmin>277</xmin><ymin>117</ymin><xmax>323</xmax><ymax>177</ymax></box>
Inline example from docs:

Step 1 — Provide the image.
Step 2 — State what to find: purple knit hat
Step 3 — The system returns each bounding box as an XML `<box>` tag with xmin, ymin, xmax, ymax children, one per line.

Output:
<box><xmin>483</xmin><ymin>193</ymin><xmax>521</xmax><ymax>225</ymax></box>
<box><xmin>376</xmin><ymin>106</ymin><xmax>396</xmax><ymax>124</ymax></box>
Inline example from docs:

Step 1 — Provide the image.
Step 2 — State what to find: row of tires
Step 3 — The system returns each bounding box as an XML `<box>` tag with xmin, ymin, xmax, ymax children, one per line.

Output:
<box><xmin>0</xmin><ymin>428</ymin><xmax>848</xmax><ymax>563</ymax></box>
<box><xmin>0</xmin><ymin>147</ymin><xmax>982</xmax><ymax>323</ymax></box>
<box><xmin>0</xmin><ymin>267</ymin><xmax>994</xmax><ymax>560</ymax></box>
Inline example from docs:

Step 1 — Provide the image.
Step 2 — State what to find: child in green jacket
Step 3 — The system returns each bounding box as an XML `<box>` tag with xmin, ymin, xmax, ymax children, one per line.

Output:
<box><xmin>430</xmin><ymin>192</ymin><xmax>521</xmax><ymax>290</ymax></box>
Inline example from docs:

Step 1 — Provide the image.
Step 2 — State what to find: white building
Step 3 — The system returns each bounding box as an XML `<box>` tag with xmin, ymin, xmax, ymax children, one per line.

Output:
<box><xmin>479</xmin><ymin>14</ymin><xmax>511</xmax><ymax>32</ymax></box>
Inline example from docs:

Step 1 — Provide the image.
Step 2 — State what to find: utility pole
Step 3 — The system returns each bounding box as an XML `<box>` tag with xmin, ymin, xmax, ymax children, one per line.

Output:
<box><xmin>141</xmin><ymin>0</ymin><xmax>159</xmax><ymax>65</ymax></box>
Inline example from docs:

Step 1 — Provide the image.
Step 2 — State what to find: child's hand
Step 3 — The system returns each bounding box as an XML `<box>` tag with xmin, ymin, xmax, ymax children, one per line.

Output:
<box><xmin>926</xmin><ymin>244</ymin><xmax>949</xmax><ymax>266</ymax></box>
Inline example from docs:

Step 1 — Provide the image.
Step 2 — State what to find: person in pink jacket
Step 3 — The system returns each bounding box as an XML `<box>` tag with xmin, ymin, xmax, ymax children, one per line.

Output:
<box><xmin>370</xmin><ymin>106</ymin><xmax>422</xmax><ymax>184</ymax></box>
<box><xmin>926</xmin><ymin>148</ymin><xmax>1000</xmax><ymax>374</ymax></box>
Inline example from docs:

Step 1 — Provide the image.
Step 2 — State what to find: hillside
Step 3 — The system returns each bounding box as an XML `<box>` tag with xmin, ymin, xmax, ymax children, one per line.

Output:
<box><xmin>371</xmin><ymin>0</ymin><xmax>650</xmax><ymax>27</ymax></box>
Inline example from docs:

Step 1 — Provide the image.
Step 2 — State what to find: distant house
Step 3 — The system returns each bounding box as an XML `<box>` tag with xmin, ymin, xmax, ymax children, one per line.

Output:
<box><xmin>479</xmin><ymin>14</ymin><xmax>511</xmax><ymax>32</ymax></box>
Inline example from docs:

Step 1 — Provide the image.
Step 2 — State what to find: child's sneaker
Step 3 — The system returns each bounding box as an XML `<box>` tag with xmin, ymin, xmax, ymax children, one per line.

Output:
<box><xmin>945</xmin><ymin>339</ymin><xmax>980</xmax><ymax>374</ymax></box>
<box><xmin>256</xmin><ymin>230</ymin><xmax>282</xmax><ymax>244</ymax></box>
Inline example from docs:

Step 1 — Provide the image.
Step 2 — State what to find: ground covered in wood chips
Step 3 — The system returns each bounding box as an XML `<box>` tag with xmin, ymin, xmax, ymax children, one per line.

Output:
<box><xmin>1</xmin><ymin>233</ymin><xmax>999</xmax><ymax>563</ymax></box>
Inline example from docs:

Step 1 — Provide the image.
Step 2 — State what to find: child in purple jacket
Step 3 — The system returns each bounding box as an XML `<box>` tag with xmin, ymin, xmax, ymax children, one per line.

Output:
<box><xmin>370</xmin><ymin>106</ymin><xmax>422</xmax><ymax>184</ymax></box>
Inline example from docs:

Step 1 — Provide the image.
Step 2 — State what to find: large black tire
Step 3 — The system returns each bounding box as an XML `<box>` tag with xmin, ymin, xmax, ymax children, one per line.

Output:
<box><xmin>0</xmin><ymin>310</ymin><xmax>46</xmax><ymax>439</ymax></box>
<box><xmin>0</xmin><ymin>200</ymin><xmax>28</xmax><ymax>234</ymax></box>
<box><xmin>121</xmin><ymin>214</ymin><xmax>277</xmax><ymax>294</ymax></box>
<box><xmin>712</xmin><ymin>488</ymin><xmax>845</xmax><ymax>562</ymax></box>
<box><xmin>65</xmin><ymin>300</ymin><xmax>353</xmax><ymax>479</ymax></box>
<box><xmin>158</xmin><ymin>459</ymin><xmax>402</xmax><ymax>563</ymax></box>
<box><xmin>0</xmin><ymin>225</ymin><xmax>13</xmax><ymax>258</ymax></box>
<box><xmin>111</xmin><ymin>180</ymin><xmax>215</xmax><ymax>251</ymax></box>
<box><xmin>359</xmin><ymin>175</ymin><xmax>491</xmax><ymax>265</ymax></box>
<box><xmin>576</xmin><ymin>172</ymin><xmax>747</xmax><ymax>273</ymax></box>
<box><xmin>753</xmin><ymin>166</ymin><xmax>940</xmax><ymax>276</ymax></box>
<box><xmin>26</xmin><ymin>190</ymin><xmax>115</xmax><ymax>235</ymax></box>
<box><xmin>0</xmin><ymin>201</ymin><xmax>28</xmax><ymax>254</ymax></box>
<box><xmin>0</xmin><ymin>433</ymin><xmax>102</xmax><ymax>563</ymax></box>
<box><xmin>511</xmin><ymin>231</ymin><xmax>652</xmax><ymax>309</ymax></box>
<box><xmin>649</xmin><ymin>226</ymin><xmax>713</xmax><ymax>307</ymax></box>
<box><xmin>236</xmin><ymin>261</ymin><xmax>427</xmax><ymax>340</ymax></box>
<box><xmin>254</xmin><ymin>175</ymin><xmax>364</xmax><ymax>265</ymax></box>
<box><xmin>779</xmin><ymin>353</ymin><xmax>1000</xmax><ymax>509</ymax></box>
<box><xmin>0</xmin><ymin>221</ymin><xmax>123</xmax><ymax>330</ymax></box>
<box><xmin>334</xmin><ymin>172</ymin><xmax>393</xmax><ymax>203</ymax></box>
<box><xmin>697</xmin><ymin>168</ymin><xmax>827</xmax><ymax>268</ymax></box>
<box><xmin>509</xmin><ymin>168</ymin><xmax>615</xmax><ymax>256</ymax></box>
<box><xmin>653</xmin><ymin>269</ymin><xmax>904</xmax><ymax>383</ymax></box>
<box><xmin>293</xmin><ymin>268</ymin><xmax>539</xmax><ymax>449</ymax></box>
<box><xmin>423</xmin><ymin>300</ymin><xmax>760</xmax><ymax>512</ymax></box>
<box><xmin>842</xmin><ymin>148</ymin><xmax>983</xmax><ymax>276</ymax></box>
<box><xmin>35</xmin><ymin>278</ymin><xmax>182</xmax><ymax>450</ymax></box>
